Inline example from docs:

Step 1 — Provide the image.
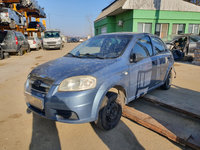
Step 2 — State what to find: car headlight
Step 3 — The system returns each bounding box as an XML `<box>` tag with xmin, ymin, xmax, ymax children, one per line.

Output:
<box><xmin>58</xmin><ymin>76</ymin><xmax>96</xmax><ymax>91</ymax></box>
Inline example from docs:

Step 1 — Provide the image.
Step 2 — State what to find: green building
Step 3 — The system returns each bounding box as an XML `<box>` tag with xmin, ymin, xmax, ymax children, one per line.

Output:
<box><xmin>94</xmin><ymin>0</ymin><xmax>200</xmax><ymax>39</ymax></box>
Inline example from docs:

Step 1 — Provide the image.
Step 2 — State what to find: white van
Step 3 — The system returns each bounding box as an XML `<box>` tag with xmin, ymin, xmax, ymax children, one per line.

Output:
<box><xmin>43</xmin><ymin>30</ymin><xmax>62</xmax><ymax>50</ymax></box>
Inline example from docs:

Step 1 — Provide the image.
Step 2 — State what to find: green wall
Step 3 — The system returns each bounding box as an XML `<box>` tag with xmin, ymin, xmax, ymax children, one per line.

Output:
<box><xmin>94</xmin><ymin>9</ymin><xmax>200</xmax><ymax>36</ymax></box>
<box><xmin>94</xmin><ymin>10</ymin><xmax>133</xmax><ymax>35</ymax></box>
<box><xmin>133</xmin><ymin>9</ymin><xmax>200</xmax><ymax>35</ymax></box>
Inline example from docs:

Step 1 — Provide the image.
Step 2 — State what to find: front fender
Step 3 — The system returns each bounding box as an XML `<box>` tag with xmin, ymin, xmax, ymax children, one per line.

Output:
<box><xmin>91</xmin><ymin>74</ymin><xmax>129</xmax><ymax>121</ymax></box>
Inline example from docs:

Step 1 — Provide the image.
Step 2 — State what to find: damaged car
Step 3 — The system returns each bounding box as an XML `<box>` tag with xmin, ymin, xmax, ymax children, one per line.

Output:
<box><xmin>166</xmin><ymin>34</ymin><xmax>200</xmax><ymax>61</ymax></box>
<box><xmin>25</xmin><ymin>33</ymin><xmax>174</xmax><ymax>130</ymax></box>
<box><xmin>0</xmin><ymin>7</ymin><xmax>25</xmax><ymax>29</ymax></box>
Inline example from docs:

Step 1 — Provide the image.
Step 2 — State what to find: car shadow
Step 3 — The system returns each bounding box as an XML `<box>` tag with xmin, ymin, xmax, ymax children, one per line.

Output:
<box><xmin>91</xmin><ymin>120</ymin><xmax>145</xmax><ymax>150</ymax></box>
<box><xmin>29</xmin><ymin>113</ymin><xmax>61</xmax><ymax>150</ymax></box>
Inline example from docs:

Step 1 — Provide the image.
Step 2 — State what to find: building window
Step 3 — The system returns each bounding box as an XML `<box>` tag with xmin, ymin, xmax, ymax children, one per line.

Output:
<box><xmin>172</xmin><ymin>24</ymin><xmax>185</xmax><ymax>35</ymax></box>
<box><xmin>101</xmin><ymin>26</ymin><xmax>107</xmax><ymax>34</ymax></box>
<box><xmin>155</xmin><ymin>23</ymin><xmax>169</xmax><ymax>39</ymax></box>
<box><xmin>138</xmin><ymin>23</ymin><xmax>152</xmax><ymax>33</ymax></box>
<box><xmin>189</xmin><ymin>24</ymin><xmax>200</xmax><ymax>34</ymax></box>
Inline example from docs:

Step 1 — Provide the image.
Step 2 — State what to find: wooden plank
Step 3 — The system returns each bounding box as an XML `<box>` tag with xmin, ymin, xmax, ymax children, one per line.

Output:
<box><xmin>122</xmin><ymin>106</ymin><xmax>200</xmax><ymax>150</ymax></box>
<box><xmin>143</xmin><ymin>94</ymin><xmax>200</xmax><ymax>120</ymax></box>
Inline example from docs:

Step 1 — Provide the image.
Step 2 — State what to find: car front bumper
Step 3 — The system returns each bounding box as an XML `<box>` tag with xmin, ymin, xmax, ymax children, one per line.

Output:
<box><xmin>43</xmin><ymin>43</ymin><xmax>61</xmax><ymax>49</ymax></box>
<box><xmin>25</xmin><ymin>85</ymin><xmax>97</xmax><ymax>124</ymax></box>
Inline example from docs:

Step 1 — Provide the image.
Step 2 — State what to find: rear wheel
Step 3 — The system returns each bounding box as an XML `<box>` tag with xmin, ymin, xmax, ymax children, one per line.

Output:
<box><xmin>18</xmin><ymin>48</ymin><xmax>23</xmax><ymax>56</ymax></box>
<box><xmin>95</xmin><ymin>92</ymin><xmax>122</xmax><ymax>130</ymax></box>
<box><xmin>161</xmin><ymin>70</ymin><xmax>172</xmax><ymax>90</ymax></box>
<box><xmin>0</xmin><ymin>50</ymin><xmax>4</xmax><ymax>60</ymax></box>
<box><xmin>27</xmin><ymin>46</ymin><xmax>31</xmax><ymax>53</ymax></box>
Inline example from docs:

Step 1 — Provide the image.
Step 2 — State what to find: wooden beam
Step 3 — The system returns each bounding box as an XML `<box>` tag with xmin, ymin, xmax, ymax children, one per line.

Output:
<box><xmin>122</xmin><ymin>106</ymin><xmax>200</xmax><ymax>150</ymax></box>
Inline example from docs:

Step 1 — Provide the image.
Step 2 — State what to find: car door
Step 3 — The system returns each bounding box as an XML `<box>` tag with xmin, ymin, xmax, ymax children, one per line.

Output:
<box><xmin>128</xmin><ymin>35</ymin><xmax>153</xmax><ymax>101</ymax></box>
<box><xmin>151</xmin><ymin>36</ymin><xmax>170</xmax><ymax>82</ymax></box>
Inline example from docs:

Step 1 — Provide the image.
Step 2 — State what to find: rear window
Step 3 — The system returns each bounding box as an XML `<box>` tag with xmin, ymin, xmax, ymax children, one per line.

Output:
<box><xmin>0</xmin><ymin>31</ymin><xmax>7</xmax><ymax>43</ymax></box>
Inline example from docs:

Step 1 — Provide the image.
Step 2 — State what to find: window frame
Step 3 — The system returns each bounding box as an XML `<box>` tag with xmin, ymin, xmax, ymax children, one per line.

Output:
<box><xmin>138</xmin><ymin>23</ymin><xmax>152</xmax><ymax>33</ymax></box>
<box><xmin>151</xmin><ymin>36</ymin><xmax>167</xmax><ymax>55</ymax></box>
<box><xmin>130</xmin><ymin>35</ymin><xmax>153</xmax><ymax>62</ymax></box>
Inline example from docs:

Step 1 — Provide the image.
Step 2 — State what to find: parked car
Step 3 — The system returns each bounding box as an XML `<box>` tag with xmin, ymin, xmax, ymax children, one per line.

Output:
<box><xmin>0</xmin><ymin>30</ymin><xmax>30</xmax><ymax>58</ymax></box>
<box><xmin>0</xmin><ymin>7</ymin><xmax>24</xmax><ymax>29</ymax></box>
<box><xmin>69</xmin><ymin>37</ymin><xmax>79</xmax><ymax>43</ymax></box>
<box><xmin>165</xmin><ymin>34</ymin><xmax>200</xmax><ymax>61</ymax></box>
<box><xmin>28</xmin><ymin>36</ymin><xmax>42</xmax><ymax>50</ymax></box>
<box><xmin>24</xmin><ymin>33</ymin><xmax>174</xmax><ymax>130</ymax></box>
<box><xmin>43</xmin><ymin>30</ymin><xmax>63</xmax><ymax>50</ymax></box>
<box><xmin>28</xmin><ymin>21</ymin><xmax>45</xmax><ymax>32</ymax></box>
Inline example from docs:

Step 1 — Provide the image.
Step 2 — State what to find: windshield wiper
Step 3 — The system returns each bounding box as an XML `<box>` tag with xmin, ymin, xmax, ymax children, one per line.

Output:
<box><xmin>66</xmin><ymin>53</ymin><xmax>81</xmax><ymax>58</ymax></box>
<box><xmin>79</xmin><ymin>53</ymin><xmax>105</xmax><ymax>59</ymax></box>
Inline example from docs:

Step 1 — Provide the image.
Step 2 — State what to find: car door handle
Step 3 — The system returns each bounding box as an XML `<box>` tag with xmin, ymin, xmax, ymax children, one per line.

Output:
<box><xmin>152</xmin><ymin>61</ymin><xmax>157</xmax><ymax>65</ymax></box>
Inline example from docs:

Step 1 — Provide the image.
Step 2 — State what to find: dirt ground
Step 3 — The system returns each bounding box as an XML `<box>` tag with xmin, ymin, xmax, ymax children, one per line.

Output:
<box><xmin>0</xmin><ymin>43</ymin><xmax>199</xmax><ymax>150</ymax></box>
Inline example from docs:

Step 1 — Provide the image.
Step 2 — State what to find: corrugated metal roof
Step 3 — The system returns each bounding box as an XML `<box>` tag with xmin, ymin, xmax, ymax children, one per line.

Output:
<box><xmin>95</xmin><ymin>0</ymin><xmax>200</xmax><ymax>22</ymax></box>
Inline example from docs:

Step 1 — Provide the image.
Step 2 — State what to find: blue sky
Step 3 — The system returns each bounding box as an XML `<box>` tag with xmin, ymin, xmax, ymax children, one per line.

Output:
<box><xmin>38</xmin><ymin>0</ymin><xmax>113</xmax><ymax>36</ymax></box>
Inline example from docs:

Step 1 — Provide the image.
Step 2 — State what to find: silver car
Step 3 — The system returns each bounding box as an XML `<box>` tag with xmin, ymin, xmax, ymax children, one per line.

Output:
<box><xmin>28</xmin><ymin>37</ymin><xmax>42</xmax><ymax>50</ymax></box>
<box><xmin>0</xmin><ymin>7</ymin><xmax>24</xmax><ymax>29</ymax></box>
<box><xmin>25</xmin><ymin>33</ymin><xmax>174</xmax><ymax>130</ymax></box>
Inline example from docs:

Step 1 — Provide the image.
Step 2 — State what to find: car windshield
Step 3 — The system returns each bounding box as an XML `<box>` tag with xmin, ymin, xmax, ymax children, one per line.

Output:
<box><xmin>44</xmin><ymin>32</ymin><xmax>60</xmax><ymax>38</ymax></box>
<box><xmin>0</xmin><ymin>31</ymin><xmax>7</xmax><ymax>43</ymax></box>
<box><xmin>65</xmin><ymin>35</ymin><xmax>132</xmax><ymax>59</ymax></box>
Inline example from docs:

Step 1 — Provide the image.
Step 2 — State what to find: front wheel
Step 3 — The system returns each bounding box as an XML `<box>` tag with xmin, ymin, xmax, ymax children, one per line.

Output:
<box><xmin>161</xmin><ymin>70</ymin><xmax>172</xmax><ymax>90</ymax></box>
<box><xmin>18</xmin><ymin>48</ymin><xmax>23</xmax><ymax>56</ymax></box>
<box><xmin>95</xmin><ymin>92</ymin><xmax>122</xmax><ymax>130</ymax></box>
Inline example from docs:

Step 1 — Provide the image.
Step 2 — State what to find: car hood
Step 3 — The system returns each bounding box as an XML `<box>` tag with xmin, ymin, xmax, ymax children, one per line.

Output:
<box><xmin>30</xmin><ymin>56</ymin><xmax>117</xmax><ymax>84</ymax></box>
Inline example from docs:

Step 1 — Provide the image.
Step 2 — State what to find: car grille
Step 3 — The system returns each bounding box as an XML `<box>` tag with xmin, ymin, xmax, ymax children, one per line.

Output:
<box><xmin>47</xmin><ymin>42</ymin><xmax>56</xmax><ymax>45</ymax></box>
<box><xmin>28</xmin><ymin>75</ymin><xmax>54</xmax><ymax>95</ymax></box>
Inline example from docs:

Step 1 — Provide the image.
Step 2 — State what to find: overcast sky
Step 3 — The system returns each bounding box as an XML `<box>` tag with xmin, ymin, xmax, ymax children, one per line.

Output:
<box><xmin>38</xmin><ymin>0</ymin><xmax>113</xmax><ymax>37</ymax></box>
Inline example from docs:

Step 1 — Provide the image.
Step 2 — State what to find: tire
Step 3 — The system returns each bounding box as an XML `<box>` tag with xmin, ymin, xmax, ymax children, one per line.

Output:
<box><xmin>36</xmin><ymin>46</ymin><xmax>39</xmax><ymax>51</ymax></box>
<box><xmin>161</xmin><ymin>70</ymin><xmax>172</xmax><ymax>90</ymax></box>
<box><xmin>59</xmin><ymin>45</ymin><xmax>62</xmax><ymax>50</ymax></box>
<box><xmin>18</xmin><ymin>48</ymin><xmax>23</xmax><ymax>56</ymax></box>
<box><xmin>0</xmin><ymin>50</ymin><xmax>4</xmax><ymax>60</ymax></box>
<box><xmin>95</xmin><ymin>92</ymin><xmax>122</xmax><ymax>130</ymax></box>
<box><xmin>9</xmin><ymin>20</ymin><xmax>16</xmax><ymax>29</ymax></box>
<box><xmin>27</xmin><ymin>46</ymin><xmax>31</xmax><ymax>53</ymax></box>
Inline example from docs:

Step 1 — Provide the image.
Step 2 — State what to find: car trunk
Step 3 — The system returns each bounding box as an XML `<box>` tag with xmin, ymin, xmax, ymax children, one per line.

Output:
<box><xmin>28</xmin><ymin>37</ymin><xmax>34</xmax><ymax>45</ymax></box>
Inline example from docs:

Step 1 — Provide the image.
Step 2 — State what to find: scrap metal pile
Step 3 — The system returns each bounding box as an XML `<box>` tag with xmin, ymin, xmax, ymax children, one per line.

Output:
<box><xmin>17</xmin><ymin>0</ymin><xmax>46</xmax><ymax>18</ymax></box>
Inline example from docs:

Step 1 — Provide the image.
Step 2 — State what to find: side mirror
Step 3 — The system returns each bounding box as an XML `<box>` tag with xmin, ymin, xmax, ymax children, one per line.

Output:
<box><xmin>130</xmin><ymin>53</ymin><xmax>144</xmax><ymax>63</ymax></box>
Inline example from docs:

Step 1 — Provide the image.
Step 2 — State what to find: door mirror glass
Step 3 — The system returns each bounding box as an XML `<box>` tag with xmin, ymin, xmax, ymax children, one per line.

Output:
<box><xmin>130</xmin><ymin>53</ymin><xmax>144</xmax><ymax>63</ymax></box>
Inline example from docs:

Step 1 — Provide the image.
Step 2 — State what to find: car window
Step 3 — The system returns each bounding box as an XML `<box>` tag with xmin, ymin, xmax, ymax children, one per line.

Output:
<box><xmin>131</xmin><ymin>39</ymin><xmax>149</xmax><ymax>59</ymax></box>
<box><xmin>0</xmin><ymin>31</ymin><xmax>7</xmax><ymax>43</ymax></box>
<box><xmin>190</xmin><ymin>36</ymin><xmax>200</xmax><ymax>42</ymax></box>
<box><xmin>67</xmin><ymin>35</ymin><xmax>132</xmax><ymax>59</ymax></box>
<box><xmin>137</xmin><ymin>36</ymin><xmax>153</xmax><ymax>56</ymax></box>
<box><xmin>152</xmin><ymin>37</ymin><xmax>166</xmax><ymax>54</ymax></box>
<box><xmin>4</xmin><ymin>32</ymin><xmax>14</xmax><ymax>41</ymax></box>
